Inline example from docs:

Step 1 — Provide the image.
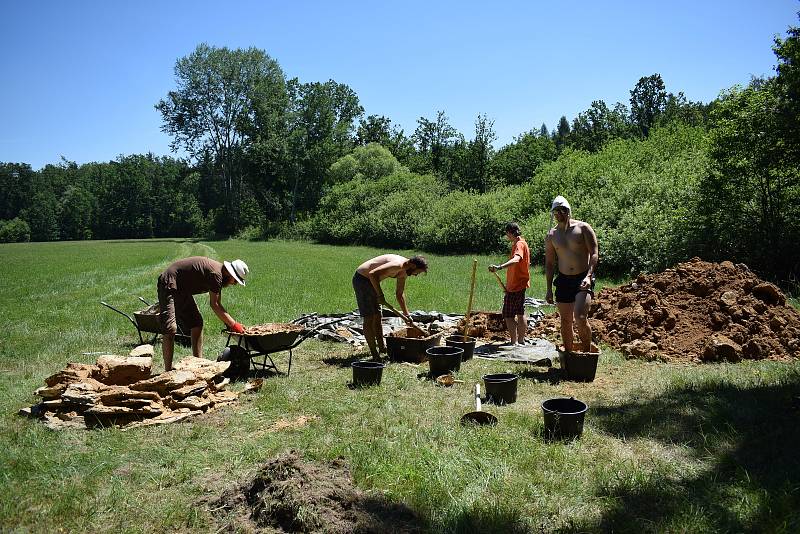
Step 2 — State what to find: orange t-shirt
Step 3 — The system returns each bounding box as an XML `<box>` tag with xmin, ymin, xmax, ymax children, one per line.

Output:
<box><xmin>506</xmin><ymin>238</ymin><xmax>530</xmax><ymax>292</ymax></box>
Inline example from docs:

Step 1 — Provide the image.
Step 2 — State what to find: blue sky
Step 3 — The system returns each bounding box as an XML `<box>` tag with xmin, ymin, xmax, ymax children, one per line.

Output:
<box><xmin>1</xmin><ymin>1</ymin><xmax>798</xmax><ymax>170</ymax></box>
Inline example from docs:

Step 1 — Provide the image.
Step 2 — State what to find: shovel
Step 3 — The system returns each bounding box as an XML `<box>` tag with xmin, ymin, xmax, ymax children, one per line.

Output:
<box><xmin>382</xmin><ymin>302</ymin><xmax>430</xmax><ymax>336</ymax></box>
<box><xmin>492</xmin><ymin>270</ymin><xmax>507</xmax><ymax>292</ymax></box>
<box><xmin>460</xmin><ymin>384</ymin><xmax>498</xmax><ymax>426</ymax></box>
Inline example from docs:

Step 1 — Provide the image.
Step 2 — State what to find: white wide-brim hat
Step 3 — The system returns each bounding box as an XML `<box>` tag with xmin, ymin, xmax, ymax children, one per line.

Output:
<box><xmin>224</xmin><ymin>259</ymin><xmax>249</xmax><ymax>286</ymax></box>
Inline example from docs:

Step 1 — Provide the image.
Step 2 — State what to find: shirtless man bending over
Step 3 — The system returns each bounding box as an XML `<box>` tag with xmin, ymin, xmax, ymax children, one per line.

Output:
<box><xmin>352</xmin><ymin>254</ymin><xmax>428</xmax><ymax>359</ymax></box>
<box><xmin>545</xmin><ymin>196</ymin><xmax>599</xmax><ymax>352</ymax></box>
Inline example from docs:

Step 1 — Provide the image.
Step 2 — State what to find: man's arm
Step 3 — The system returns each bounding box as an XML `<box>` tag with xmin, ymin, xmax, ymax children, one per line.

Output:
<box><xmin>545</xmin><ymin>234</ymin><xmax>556</xmax><ymax>303</ymax></box>
<box><xmin>209</xmin><ymin>291</ymin><xmax>237</xmax><ymax>329</ymax></box>
<box><xmin>489</xmin><ymin>253</ymin><xmax>522</xmax><ymax>272</ymax></box>
<box><xmin>581</xmin><ymin>224</ymin><xmax>599</xmax><ymax>289</ymax></box>
<box><xmin>395</xmin><ymin>276</ymin><xmax>410</xmax><ymax>316</ymax></box>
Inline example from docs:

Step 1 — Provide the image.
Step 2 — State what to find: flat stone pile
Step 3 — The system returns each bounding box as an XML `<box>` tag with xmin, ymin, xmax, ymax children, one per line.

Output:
<box><xmin>21</xmin><ymin>346</ymin><xmax>238</xmax><ymax>430</ymax></box>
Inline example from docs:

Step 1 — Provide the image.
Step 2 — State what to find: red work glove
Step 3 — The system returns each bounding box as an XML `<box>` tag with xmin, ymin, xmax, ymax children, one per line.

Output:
<box><xmin>231</xmin><ymin>322</ymin><xmax>245</xmax><ymax>334</ymax></box>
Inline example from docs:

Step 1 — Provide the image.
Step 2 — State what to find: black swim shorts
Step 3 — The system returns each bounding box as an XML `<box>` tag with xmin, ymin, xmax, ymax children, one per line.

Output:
<box><xmin>554</xmin><ymin>270</ymin><xmax>595</xmax><ymax>304</ymax></box>
<box><xmin>352</xmin><ymin>272</ymin><xmax>380</xmax><ymax>317</ymax></box>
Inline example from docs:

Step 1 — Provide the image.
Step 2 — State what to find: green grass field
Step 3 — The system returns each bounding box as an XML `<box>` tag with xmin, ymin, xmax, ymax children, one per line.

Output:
<box><xmin>1</xmin><ymin>239</ymin><xmax>799</xmax><ymax>533</ymax></box>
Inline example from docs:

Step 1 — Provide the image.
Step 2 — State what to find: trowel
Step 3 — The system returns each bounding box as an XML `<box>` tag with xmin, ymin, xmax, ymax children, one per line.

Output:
<box><xmin>460</xmin><ymin>384</ymin><xmax>498</xmax><ymax>426</ymax></box>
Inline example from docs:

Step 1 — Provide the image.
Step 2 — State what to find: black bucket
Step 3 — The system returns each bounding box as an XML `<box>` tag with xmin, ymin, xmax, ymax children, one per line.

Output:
<box><xmin>351</xmin><ymin>360</ymin><xmax>386</xmax><ymax>387</ymax></box>
<box><xmin>559</xmin><ymin>345</ymin><xmax>600</xmax><ymax>382</ymax></box>
<box><xmin>541</xmin><ymin>397</ymin><xmax>588</xmax><ymax>441</ymax></box>
<box><xmin>426</xmin><ymin>346</ymin><xmax>463</xmax><ymax>377</ymax></box>
<box><xmin>445</xmin><ymin>335</ymin><xmax>476</xmax><ymax>361</ymax></box>
<box><xmin>482</xmin><ymin>373</ymin><xmax>518</xmax><ymax>404</ymax></box>
<box><xmin>217</xmin><ymin>345</ymin><xmax>251</xmax><ymax>380</ymax></box>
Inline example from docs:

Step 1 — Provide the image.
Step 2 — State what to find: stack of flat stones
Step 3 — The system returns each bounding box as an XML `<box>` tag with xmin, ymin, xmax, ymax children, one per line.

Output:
<box><xmin>20</xmin><ymin>345</ymin><xmax>238</xmax><ymax>430</ymax></box>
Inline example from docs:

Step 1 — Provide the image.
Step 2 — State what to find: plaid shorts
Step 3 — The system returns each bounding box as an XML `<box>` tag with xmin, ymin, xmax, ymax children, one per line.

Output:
<box><xmin>502</xmin><ymin>289</ymin><xmax>526</xmax><ymax>318</ymax></box>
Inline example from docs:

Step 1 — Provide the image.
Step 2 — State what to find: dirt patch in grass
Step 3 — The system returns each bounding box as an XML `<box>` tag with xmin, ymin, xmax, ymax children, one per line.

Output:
<box><xmin>209</xmin><ymin>450</ymin><xmax>423</xmax><ymax>533</ymax></box>
<box><xmin>532</xmin><ymin>258</ymin><xmax>800</xmax><ymax>362</ymax></box>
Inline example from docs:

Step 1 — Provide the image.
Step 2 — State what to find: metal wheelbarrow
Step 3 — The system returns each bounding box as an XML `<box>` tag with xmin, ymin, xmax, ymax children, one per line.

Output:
<box><xmin>222</xmin><ymin>316</ymin><xmax>350</xmax><ymax>377</ymax></box>
<box><xmin>101</xmin><ymin>297</ymin><xmax>191</xmax><ymax>347</ymax></box>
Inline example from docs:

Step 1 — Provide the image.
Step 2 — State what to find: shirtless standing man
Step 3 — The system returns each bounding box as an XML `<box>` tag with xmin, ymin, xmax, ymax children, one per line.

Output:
<box><xmin>545</xmin><ymin>196</ymin><xmax>599</xmax><ymax>352</ymax></box>
<box><xmin>352</xmin><ymin>254</ymin><xmax>428</xmax><ymax>359</ymax></box>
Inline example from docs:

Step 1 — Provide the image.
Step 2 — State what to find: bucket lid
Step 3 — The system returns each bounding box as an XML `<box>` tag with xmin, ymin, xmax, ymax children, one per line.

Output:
<box><xmin>352</xmin><ymin>360</ymin><xmax>386</xmax><ymax>369</ymax></box>
<box><xmin>482</xmin><ymin>373</ymin><xmax>518</xmax><ymax>382</ymax></box>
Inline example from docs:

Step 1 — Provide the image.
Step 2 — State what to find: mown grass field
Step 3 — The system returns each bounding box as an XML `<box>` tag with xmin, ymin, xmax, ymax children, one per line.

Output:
<box><xmin>1</xmin><ymin>239</ymin><xmax>799</xmax><ymax>533</ymax></box>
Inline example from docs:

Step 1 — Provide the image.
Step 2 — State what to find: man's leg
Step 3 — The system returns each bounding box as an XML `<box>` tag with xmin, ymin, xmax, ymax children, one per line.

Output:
<box><xmin>191</xmin><ymin>326</ymin><xmax>203</xmax><ymax>358</ymax></box>
<box><xmin>502</xmin><ymin>292</ymin><xmax>517</xmax><ymax>344</ymax></box>
<box><xmin>504</xmin><ymin>317</ymin><xmax>518</xmax><ymax>344</ymax></box>
<box><xmin>556</xmin><ymin>302</ymin><xmax>575</xmax><ymax>352</ymax></box>
<box><xmin>363</xmin><ymin>313</ymin><xmax>380</xmax><ymax>359</ymax></box>
<box><xmin>373</xmin><ymin>315</ymin><xmax>386</xmax><ymax>353</ymax></box>
<box><xmin>162</xmin><ymin>333</ymin><xmax>175</xmax><ymax>372</ymax></box>
<box><xmin>516</xmin><ymin>313</ymin><xmax>527</xmax><ymax>344</ymax></box>
<box><xmin>574</xmin><ymin>291</ymin><xmax>593</xmax><ymax>352</ymax></box>
<box><xmin>158</xmin><ymin>288</ymin><xmax>177</xmax><ymax>372</ymax></box>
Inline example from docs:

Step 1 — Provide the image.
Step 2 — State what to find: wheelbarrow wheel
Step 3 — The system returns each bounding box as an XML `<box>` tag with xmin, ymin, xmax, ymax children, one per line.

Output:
<box><xmin>217</xmin><ymin>346</ymin><xmax>250</xmax><ymax>380</ymax></box>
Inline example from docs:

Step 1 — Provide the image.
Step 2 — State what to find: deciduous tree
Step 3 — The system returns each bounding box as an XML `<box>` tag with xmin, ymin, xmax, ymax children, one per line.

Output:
<box><xmin>156</xmin><ymin>44</ymin><xmax>286</xmax><ymax>233</ymax></box>
<box><xmin>630</xmin><ymin>74</ymin><xmax>668</xmax><ymax>137</ymax></box>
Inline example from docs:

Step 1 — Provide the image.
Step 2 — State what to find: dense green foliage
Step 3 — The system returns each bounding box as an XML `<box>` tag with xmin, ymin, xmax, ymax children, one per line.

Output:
<box><xmin>522</xmin><ymin>125</ymin><xmax>709</xmax><ymax>273</ymax></box>
<box><xmin>2</xmin><ymin>17</ymin><xmax>799</xmax><ymax>284</ymax></box>
<box><xmin>0</xmin><ymin>218</ymin><xmax>30</xmax><ymax>243</ymax></box>
<box><xmin>309</xmin><ymin>124</ymin><xmax>709</xmax><ymax>274</ymax></box>
<box><xmin>697</xmin><ymin>25</ymin><xmax>800</xmax><ymax>279</ymax></box>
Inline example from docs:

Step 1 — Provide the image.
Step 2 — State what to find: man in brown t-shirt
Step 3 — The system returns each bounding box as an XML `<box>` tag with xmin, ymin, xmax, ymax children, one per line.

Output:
<box><xmin>157</xmin><ymin>256</ymin><xmax>249</xmax><ymax>371</ymax></box>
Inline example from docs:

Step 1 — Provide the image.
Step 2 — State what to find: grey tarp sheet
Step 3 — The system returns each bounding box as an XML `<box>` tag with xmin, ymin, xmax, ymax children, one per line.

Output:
<box><xmin>292</xmin><ymin>298</ymin><xmax>554</xmax><ymax>365</ymax></box>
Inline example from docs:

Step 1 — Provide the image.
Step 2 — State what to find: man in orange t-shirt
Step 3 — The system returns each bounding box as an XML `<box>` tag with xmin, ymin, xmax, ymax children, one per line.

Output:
<box><xmin>489</xmin><ymin>222</ymin><xmax>530</xmax><ymax>345</ymax></box>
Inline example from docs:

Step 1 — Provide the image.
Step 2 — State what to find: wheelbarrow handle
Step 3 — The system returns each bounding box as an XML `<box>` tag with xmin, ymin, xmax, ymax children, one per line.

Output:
<box><xmin>382</xmin><ymin>302</ymin><xmax>429</xmax><ymax>336</ymax></box>
<box><xmin>492</xmin><ymin>271</ymin><xmax>507</xmax><ymax>292</ymax></box>
<box><xmin>100</xmin><ymin>301</ymin><xmax>138</xmax><ymax>330</ymax></box>
<box><xmin>138</xmin><ymin>296</ymin><xmax>152</xmax><ymax>306</ymax></box>
<box><xmin>291</xmin><ymin>316</ymin><xmax>351</xmax><ymax>347</ymax></box>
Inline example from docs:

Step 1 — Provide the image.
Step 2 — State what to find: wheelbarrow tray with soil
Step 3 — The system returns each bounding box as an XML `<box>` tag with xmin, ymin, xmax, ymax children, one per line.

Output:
<box><xmin>228</xmin><ymin>323</ymin><xmax>307</xmax><ymax>353</ymax></box>
<box><xmin>222</xmin><ymin>319</ymin><xmax>349</xmax><ymax>376</ymax></box>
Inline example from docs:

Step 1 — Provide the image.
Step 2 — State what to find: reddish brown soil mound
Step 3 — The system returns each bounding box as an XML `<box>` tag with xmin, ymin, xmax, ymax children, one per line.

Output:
<box><xmin>533</xmin><ymin>258</ymin><xmax>800</xmax><ymax>362</ymax></box>
<box><xmin>459</xmin><ymin>311</ymin><xmax>510</xmax><ymax>342</ymax></box>
<box><xmin>209</xmin><ymin>450</ymin><xmax>422</xmax><ymax>533</ymax></box>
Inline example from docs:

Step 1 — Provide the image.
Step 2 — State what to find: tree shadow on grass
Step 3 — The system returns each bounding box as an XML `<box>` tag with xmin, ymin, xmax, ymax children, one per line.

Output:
<box><xmin>580</xmin><ymin>371</ymin><xmax>800</xmax><ymax>533</ymax></box>
<box><xmin>516</xmin><ymin>366</ymin><xmax>563</xmax><ymax>385</ymax></box>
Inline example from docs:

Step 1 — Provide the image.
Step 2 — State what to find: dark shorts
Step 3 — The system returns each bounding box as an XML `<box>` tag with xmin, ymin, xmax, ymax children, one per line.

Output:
<box><xmin>353</xmin><ymin>272</ymin><xmax>379</xmax><ymax>317</ymax></box>
<box><xmin>554</xmin><ymin>270</ymin><xmax>595</xmax><ymax>304</ymax></box>
<box><xmin>502</xmin><ymin>289</ymin><xmax>526</xmax><ymax>318</ymax></box>
<box><xmin>157</xmin><ymin>282</ymin><xmax>203</xmax><ymax>335</ymax></box>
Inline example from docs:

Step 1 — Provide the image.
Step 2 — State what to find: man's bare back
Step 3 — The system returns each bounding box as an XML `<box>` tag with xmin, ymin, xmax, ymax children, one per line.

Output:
<box><xmin>356</xmin><ymin>254</ymin><xmax>409</xmax><ymax>281</ymax></box>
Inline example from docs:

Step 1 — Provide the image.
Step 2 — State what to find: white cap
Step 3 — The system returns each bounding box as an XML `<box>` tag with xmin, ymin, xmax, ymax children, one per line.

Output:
<box><xmin>224</xmin><ymin>259</ymin><xmax>249</xmax><ymax>286</ymax></box>
<box><xmin>551</xmin><ymin>195</ymin><xmax>571</xmax><ymax>212</ymax></box>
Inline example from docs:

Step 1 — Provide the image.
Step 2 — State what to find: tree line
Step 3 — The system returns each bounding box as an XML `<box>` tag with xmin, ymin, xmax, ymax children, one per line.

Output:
<box><xmin>1</xmin><ymin>17</ymin><xmax>798</xmax><ymax>285</ymax></box>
